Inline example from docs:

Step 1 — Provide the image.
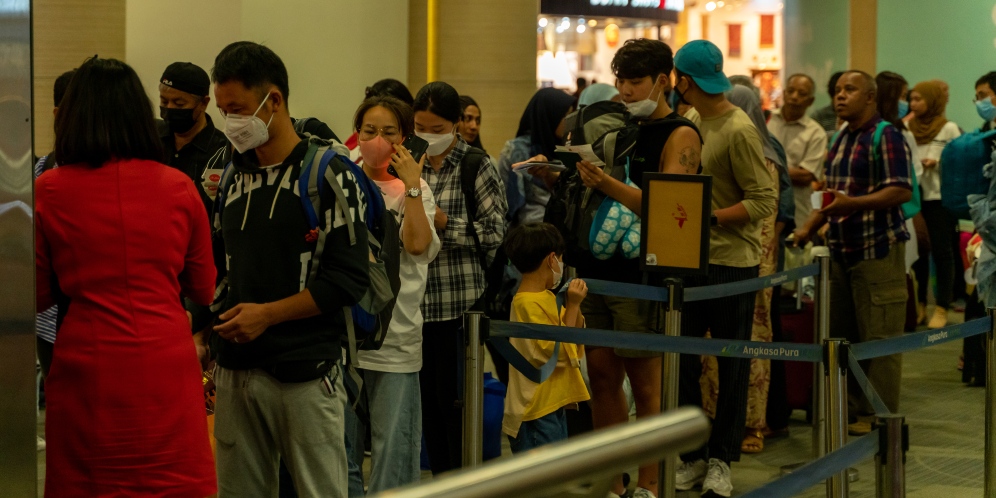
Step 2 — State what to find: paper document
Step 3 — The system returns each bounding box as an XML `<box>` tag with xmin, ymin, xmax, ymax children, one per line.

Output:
<box><xmin>555</xmin><ymin>144</ymin><xmax>604</xmax><ymax>167</ymax></box>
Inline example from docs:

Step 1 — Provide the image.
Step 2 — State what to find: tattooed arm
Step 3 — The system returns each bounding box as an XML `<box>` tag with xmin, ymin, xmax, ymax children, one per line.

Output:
<box><xmin>660</xmin><ymin>126</ymin><xmax>702</xmax><ymax>175</ymax></box>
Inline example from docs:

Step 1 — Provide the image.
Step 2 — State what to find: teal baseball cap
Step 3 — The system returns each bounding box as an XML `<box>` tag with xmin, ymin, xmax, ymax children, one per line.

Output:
<box><xmin>674</xmin><ymin>40</ymin><xmax>732</xmax><ymax>95</ymax></box>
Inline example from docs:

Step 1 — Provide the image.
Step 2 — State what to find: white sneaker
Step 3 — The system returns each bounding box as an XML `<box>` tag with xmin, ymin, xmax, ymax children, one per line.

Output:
<box><xmin>37</xmin><ymin>436</ymin><xmax>45</xmax><ymax>451</ymax></box>
<box><xmin>631</xmin><ymin>487</ymin><xmax>656</xmax><ymax>498</ymax></box>
<box><xmin>701</xmin><ymin>458</ymin><xmax>733</xmax><ymax>497</ymax></box>
<box><xmin>675</xmin><ymin>458</ymin><xmax>707</xmax><ymax>490</ymax></box>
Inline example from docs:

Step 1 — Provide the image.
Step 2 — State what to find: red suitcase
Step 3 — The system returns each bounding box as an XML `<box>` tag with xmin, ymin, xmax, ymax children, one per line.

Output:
<box><xmin>781</xmin><ymin>297</ymin><xmax>815</xmax><ymax>412</ymax></box>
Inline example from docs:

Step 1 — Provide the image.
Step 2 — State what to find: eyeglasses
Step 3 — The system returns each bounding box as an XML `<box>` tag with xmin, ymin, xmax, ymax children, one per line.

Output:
<box><xmin>358</xmin><ymin>126</ymin><xmax>400</xmax><ymax>141</ymax></box>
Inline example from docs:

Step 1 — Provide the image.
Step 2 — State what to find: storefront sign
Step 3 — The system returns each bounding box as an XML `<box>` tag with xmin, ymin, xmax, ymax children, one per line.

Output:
<box><xmin>541</xmin><ymin>0</ymin><xmax>682</xmax><ymax>22</ymax></box>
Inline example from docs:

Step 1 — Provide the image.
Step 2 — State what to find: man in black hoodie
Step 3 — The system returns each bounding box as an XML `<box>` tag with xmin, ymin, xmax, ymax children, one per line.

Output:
<box><xmin>189</xmin><ymin>41</ymin><xmax>369</xmax><ymax>498</ymax></box>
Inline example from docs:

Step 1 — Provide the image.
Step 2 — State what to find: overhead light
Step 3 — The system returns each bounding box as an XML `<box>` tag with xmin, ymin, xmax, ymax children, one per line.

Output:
<box><xmin>717</xmin><ymin>0</ymin><xmax>724</xmax><ymax>6</ymax></box>
<box><xmin>705</xmin><ymin>1</ymin><xmax>716</xmax><ymax>11</ymax></box>
<box><xmin>577</xmin><ymin>25</ymin><xmax>586</xmax><ymax>33</ymax></box>
<box><xmin>539</xmin><ymin>17</ymin><xmax>548</xmax><ymax>28</ymax></box>
<box><xmin>588</xmin><ymin>19</ymin><xmax>597</xmax><ymax>27</ymax></box>
<box><xmin>578</xmin><ymin>17</ymin><xmax>585</xmax><ymax>25</ymax></box>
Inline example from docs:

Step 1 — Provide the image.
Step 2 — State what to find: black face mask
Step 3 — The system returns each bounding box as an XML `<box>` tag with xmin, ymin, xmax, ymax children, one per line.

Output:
<box><xmin>674</xmin><ymin>78</ymin><xmax>692</xmax><ymax>106</ymax></box>
<box><xmin>161</xmin><ymin>106</ymin><xmax>198</xmax><ymax>134</ymax></box>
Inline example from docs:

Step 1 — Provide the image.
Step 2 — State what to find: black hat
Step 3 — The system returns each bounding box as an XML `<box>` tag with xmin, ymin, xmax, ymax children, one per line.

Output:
<box><xmin>160</xmin><ymin>62</ymin><xmax>210</xmax><ymax>97</ymax></box>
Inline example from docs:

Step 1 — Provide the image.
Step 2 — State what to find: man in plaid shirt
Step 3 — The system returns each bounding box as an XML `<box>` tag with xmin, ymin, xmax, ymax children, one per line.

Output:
<box><xmin>415</xmin><ymin>82</ymin><xmax>507</xmax><ymax>475</ymax></box>
<box><xmin>794</xmin><ymin>70</ymin><xmax>912</xmax><ymax>435</ymax></box>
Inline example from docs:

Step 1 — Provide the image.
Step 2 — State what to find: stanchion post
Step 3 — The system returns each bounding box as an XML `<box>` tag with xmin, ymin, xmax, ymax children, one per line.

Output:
<box><xmin>875</xmin><ymin>414</ymin><xmax>908</xmax><ymax>498</ymax></box>
<box><xmin>986</xmin><ymin>308</ymin><xmax>996</xmax><ymax>496</ymax></box>
<box><xmin>658</xmin><ymin>278</ymin><xmax>683</xmax><ymax>498</ymax></box>
<box><xmin>824</xmin><ymin>338</ymin><xmax>849</xmax><ymax>498</ymax></box>
<box><xmin>813</xmin><ymin>249</ymin><xmax>831</xmax><ymax>459</ymax></box>
<box><xmin>462</xmin><ymin>311</ymin><xmax>486</xmax><ymax>468</ymax></box>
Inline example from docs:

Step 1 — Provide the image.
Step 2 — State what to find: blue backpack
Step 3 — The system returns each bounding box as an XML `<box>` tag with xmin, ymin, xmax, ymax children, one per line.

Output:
<box><xmin>940</xmin><ymin>129</ymin><xmax>996</xmax><ymax>219</ymax></box>
<box><xmin>216</xmin><ymin>139</ymin><xmax>401</xmax><ymax>359</ymax></box>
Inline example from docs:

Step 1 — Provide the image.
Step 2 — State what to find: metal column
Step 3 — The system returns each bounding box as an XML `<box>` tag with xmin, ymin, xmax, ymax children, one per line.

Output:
<box><xmin>875</xmin><ymin>414</ymin><xmax>908</xmax><ymax>498</ymax></box>
<box><xmin>0</xmin><ymin>1</ymin><xmax>38</xmax><ymax>496</ymax></box>
<box><xmin>985</xmin><ymin>308</ymin><xmax>996</xmax><ymax>497</ymax></box>
<box><xmin>462</xmin><ymin>311</ymin><xmax>485</xmax><ymax>468</ymax></box>
<box><xmin>658</xmin><ymin>278</ymin><xmax>683</xmax><ymax>498</ymax></box>
<box><xmin>824</xmin><ymin>338</ymin><xmax>849</xmax><ymax>498</ymax></box>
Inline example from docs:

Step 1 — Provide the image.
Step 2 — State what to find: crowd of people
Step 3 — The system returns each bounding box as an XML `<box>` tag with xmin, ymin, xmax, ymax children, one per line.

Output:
<box><xmin>32</xmin><ymin>35</ymin><xmax>996</xmax><ymax>498</ymax></box>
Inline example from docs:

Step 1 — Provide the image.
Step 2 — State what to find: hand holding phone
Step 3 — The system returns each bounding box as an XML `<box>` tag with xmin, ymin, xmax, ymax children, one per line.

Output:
<box><xmin>390</xmin><ymin>142</ymin><xmax>426</xmax><ymax>187</ymax></box>
<box><xmin>389</xmin><ymin>135</ymin><xmax>430</xmax><ymax>179</ymax></box>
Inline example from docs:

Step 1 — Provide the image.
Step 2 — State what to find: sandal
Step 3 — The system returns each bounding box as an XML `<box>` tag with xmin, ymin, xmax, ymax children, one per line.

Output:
<box><xmin>741</xmin><ymin>428</ymin><xmax>764</xmax><ymax>454</ymax></box>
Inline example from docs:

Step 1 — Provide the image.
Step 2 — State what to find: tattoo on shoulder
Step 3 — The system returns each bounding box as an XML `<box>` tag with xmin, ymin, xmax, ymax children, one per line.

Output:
<box><xmin>679</xmin><ymin>147</ymin><xmax>700</xmax><ymax>173</ymax></box>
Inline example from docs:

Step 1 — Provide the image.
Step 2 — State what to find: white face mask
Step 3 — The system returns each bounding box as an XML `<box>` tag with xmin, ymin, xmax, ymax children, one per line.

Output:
<box><xmin>417</xmin><ymin>129</ymin><xmax>456</xmax><ymax>157</ymax></box>
<box><xmin>550</xmin><ymin>257</ymin><xmax>565</xmax><ymax>290</ymax></box>
<box><xmin>626</xmin><ymin>79</ymin><xmax>662</xmax><ymax>119</ymax></box>
<box><xmin>224</xmin><ymin>92</ymin><xmax>274</xmax><ymax>154</ymax></box>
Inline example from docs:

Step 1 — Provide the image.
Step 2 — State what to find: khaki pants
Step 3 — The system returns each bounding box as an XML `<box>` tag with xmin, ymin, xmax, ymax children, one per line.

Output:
<box><xmin>214</xmin><ymin>365</ymin><xmax>347</xmax><ymax>498</ymax></box>
<box><xmin>830</xmin><ymin>243</ymin><xmax>907</xmax><ymax>417</ymax></box>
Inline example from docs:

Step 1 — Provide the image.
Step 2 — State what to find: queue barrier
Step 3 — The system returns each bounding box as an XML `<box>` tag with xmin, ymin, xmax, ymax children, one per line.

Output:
<box><xmin>459</xmin><ymin>252</ymin><xmax>996</xmax><ymax>497</ymax></box>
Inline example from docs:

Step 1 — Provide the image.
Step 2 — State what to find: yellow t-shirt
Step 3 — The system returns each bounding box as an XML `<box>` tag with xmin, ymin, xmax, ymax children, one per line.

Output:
<box><xmin>502</xmin><ymin>290</ymin><xmax>590</xmax><ymax>438</ymax></box>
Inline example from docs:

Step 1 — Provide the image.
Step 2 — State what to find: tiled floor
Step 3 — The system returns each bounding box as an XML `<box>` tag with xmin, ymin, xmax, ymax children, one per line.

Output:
<box><xmin>35</xmin><ymin>310</ymin><xmax>987</xmax><ymax>497</ymax></box>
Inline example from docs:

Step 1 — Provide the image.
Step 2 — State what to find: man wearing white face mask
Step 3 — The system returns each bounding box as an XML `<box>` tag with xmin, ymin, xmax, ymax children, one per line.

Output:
<box><xmin>186</xmin><ymin>41</ymin><xmax>370</xmax><ymax>498</ymax></box>
<box><xmin>572</xmin><ymin>38</ymin><xmax>701</xmax><ymax>498</ymax></box>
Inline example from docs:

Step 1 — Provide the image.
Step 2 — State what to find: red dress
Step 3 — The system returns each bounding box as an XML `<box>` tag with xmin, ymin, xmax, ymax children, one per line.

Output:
<box><xmin>36</xmin><ymin>159</ymin><xmax>218</xmax><ymax>497</ymax></box>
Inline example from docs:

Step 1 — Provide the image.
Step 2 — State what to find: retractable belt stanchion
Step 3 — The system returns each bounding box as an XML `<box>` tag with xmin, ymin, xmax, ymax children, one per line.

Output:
<box><xmin>813</xmin><ymin>250</ymin><xmax>830</xmax><ymax>459</ymax></box>
<box><xmin>781</xmin><ymin>249</ymin><xmax>831</xmax><ymax>476</ymax></box>
<box><xmin>874</xmin><ymin>414</ymin><xmax>908</xmax><ymax>498</ymax></box>
<box><xmin>462</xmin><ymin>311</ymin><xmax>486</xmax><ymax>468</ymax></box>
<box><xmin>985</xmin><ymin>308</ymin><xmax>996</xmax><ymax>497</ymax></box>
<box><xmin>658</xmin><ymin>278</ymin><xmax>683</xmax><ymax>498</ymax></box>
<box><xmin>824</xmin><ymin>338</ymin><xmax>849</xmax><ymax>498</ymax></box>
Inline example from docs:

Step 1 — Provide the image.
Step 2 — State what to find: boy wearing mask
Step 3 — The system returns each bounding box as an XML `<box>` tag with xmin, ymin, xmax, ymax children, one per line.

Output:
<box><xmin>502</xmin><ymin>223</ymin><xmax>590</xmax><ymax>453</ymax></box>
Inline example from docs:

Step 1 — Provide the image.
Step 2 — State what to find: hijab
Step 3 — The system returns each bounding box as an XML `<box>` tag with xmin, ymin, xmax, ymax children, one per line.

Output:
<box><xmin>909</xmin><ymin>80</ymin><xmax>948</xmax><ymax>145</ymax></box>
<box><xmin>516</xmin><ymin>88</ymin><xmax>576</xmax><ymax>159</ymax></box>
<box><xmin>725</xmin><ymin>85</ymin><xmax>779</xmax><ymax>165</ymax></box>
<box><xmin>578</xmin><ymin>83</ymin><xmax>619</xmax><ymax>107</ymax></box>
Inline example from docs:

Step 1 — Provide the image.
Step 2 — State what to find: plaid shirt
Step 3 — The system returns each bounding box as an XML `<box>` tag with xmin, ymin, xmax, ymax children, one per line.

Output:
<box><xmin>825</xmin><ymin>115</ymin><xmax>911</xmax><ymax>264</ymax></box>
<box><xmin>421</xmin><ymin>137</ymin><xmax>508</xmax><ymax>322</ymax></box>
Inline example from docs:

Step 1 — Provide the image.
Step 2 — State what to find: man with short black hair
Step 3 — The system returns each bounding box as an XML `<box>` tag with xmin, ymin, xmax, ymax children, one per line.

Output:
<box><xmin>768</xmin><ymin>73</ymin><xmax>828</xmax><ymax>227</ymax></box>
<box><xmin>794</xmin><ymin>70</ymin><xmax>912</xmax><ymax>435</ymax></box>
<box><xmin>672</xmin><ymin>39</ymin><xmax>777</xmax><ymax>498</ymax></box>
<box><xmin>158</xmin><ymin>62</ymin><xmax>230</xmax><ymax>213</ymax></box>
<box><xmin>975</xmin><ymin>71</ymin><xmax>996</xmax><ymax>131</ymax></box>
<box><xmin>573</xmin><ymin>37</ymin><xmax>701</xmax><ymax>498</ymax></box>
<box><xmin>189</xmin><ymin>41</ymin><xmax>370</xmax><ymax>497</ymax></box>
<box><xmin>811</xmin><ymin>71</ymin><xmax>845</xmax><ymax>131</ymax></box>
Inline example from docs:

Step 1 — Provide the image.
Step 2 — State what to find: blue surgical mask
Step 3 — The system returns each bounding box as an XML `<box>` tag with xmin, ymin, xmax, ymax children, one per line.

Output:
<box><xmin>976</xmin><ymin>98</ymin><xmax>996</xmax><ymax>122</ymax></box>
<box><xmin>897</xmin><ymin>100</ymin><xmax>910</xmax><ymax>119</ymax></box>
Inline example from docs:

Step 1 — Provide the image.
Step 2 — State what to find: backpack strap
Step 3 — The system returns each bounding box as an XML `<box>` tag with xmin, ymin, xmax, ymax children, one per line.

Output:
<box><xmin>299</xmin><ymin>146</ymin><xmax>357</xmax><ymax>246</ymax></box>
<box><xmin>460</xmin><ymin>147</ymin><xmax>491</xmax><ymax>273</ymax></box>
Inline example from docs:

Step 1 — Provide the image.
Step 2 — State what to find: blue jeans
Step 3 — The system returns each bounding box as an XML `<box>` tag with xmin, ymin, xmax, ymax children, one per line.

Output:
<box><xmin>345</xmin><ymin>370</ymin><xmax>422</xmax><ymax>494</ymax></box>
<box><xmin>508</xmin><ymin>408</ymin><xmax>568</xmax><ymax>453</ymax></box>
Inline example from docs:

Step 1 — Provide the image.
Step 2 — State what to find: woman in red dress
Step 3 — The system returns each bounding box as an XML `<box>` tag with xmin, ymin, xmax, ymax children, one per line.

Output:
<box><xmin>35</xmin><ymin>57</ymin><xmax>218</xmax><ymax>497</ymax></box>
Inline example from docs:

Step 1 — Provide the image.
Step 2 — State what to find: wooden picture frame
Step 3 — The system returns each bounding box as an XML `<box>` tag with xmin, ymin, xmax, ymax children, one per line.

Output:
<box><xmin>640</xmin><ymin>173</ymin><xmax>712</xmax><ymax>275</ymax></box>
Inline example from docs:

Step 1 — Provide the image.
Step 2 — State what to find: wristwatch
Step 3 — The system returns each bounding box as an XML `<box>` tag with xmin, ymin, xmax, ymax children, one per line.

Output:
<box><xmin>710</xmin><ymin>214</ymin><xmax>719</xmax><ymax>227</ymax></box>
<box><xmin>405</xmin><ymin>187</ymin><xmax>422</xmax><ymax>198</ymax></box>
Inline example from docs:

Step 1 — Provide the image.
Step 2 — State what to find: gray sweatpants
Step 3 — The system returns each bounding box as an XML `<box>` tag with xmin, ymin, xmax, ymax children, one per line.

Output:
<box><xmin>214</xmin><ymin>365</ymin><xmax>347</xmax><ymax>498</ymax></box>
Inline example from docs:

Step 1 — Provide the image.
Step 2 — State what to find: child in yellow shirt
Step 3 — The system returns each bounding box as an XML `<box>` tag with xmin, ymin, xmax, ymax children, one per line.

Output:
<box><xmin>502</xmin><ymin>222</ymin><xmax>591</xmax><ymax>453</ymax></box>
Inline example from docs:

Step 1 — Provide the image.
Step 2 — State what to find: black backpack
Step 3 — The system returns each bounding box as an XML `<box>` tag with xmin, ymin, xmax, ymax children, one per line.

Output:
<box><xmin>545</xmin><ymin>102</ymin><xmax>639</xmax><ymax>266</ymax></box>
<box><xmin>546</xmin><ymin>108</ymin><xmax>693</xmax><ymax>267</ymax></box>
<box><xmin>461</xmin><ymin>147</ymin><xmax>516</xmax><ymax>321</ymax></box>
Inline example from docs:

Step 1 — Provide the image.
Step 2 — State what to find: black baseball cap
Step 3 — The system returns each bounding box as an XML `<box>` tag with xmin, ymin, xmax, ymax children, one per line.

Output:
<box><xmin>160</xmin><ymin>62</ymin><xmax>210</xmax><ymax>97</ymax></box>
